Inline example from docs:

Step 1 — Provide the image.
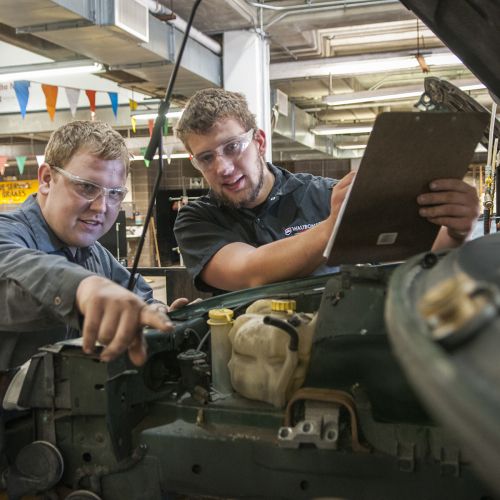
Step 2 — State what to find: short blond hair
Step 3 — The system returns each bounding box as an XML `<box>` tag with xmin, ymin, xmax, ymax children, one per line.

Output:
<box><xmin>44</xmin><ymin>120</ymin><xmax>130</xmax><ymax>171</ymax></box>
<box><xmin>176</xmin><ymin>88</ymin><xmax>257</xmax><ymax>151</ymax></box>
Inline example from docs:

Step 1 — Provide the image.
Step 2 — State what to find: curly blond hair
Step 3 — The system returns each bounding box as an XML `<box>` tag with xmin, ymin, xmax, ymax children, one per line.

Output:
<box><xmin>45</xmin><ymin>120</ymin><xmax>130</xmax><ymax>171</ymax></box>
<box><xmin>176</xmin><ymin>88</ymin><xmax>257</xmax><ymax>151</ymax></box>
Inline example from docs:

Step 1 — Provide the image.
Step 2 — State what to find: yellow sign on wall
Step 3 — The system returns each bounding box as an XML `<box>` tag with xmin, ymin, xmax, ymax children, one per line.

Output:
<box><xmin>0</xmin><ymin>180</ymin><xmax>38</xmax><ymax>204</ymax></box>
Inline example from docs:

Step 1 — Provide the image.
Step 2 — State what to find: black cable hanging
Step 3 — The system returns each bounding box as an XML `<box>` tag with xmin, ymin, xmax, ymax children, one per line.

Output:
<box><xmin>127</xmin><ymin>0</ymin><xmax>204</xmax><ymax>291</ymax></box>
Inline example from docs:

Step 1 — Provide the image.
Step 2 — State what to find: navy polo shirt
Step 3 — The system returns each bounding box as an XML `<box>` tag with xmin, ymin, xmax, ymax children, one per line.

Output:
<box><xmin>174</xmin><ymin>163</ymin><xmax>339</xmax><ymax>292</ymax></box>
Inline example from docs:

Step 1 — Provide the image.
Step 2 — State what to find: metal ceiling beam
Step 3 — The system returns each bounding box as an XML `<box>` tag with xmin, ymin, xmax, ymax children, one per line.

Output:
<box><xmin>272</xmin><ymin>98</ymin><xmax>359</xmax><ymax>159</ymax></box>
<box><xmin>0</xmin><ymin>106</ymin><xmax>133</xmax><ymax>135</ymax></box>
<box><xmin>0</xmin><ymin>144</ymin><xmax>46</xmax><ymax>157</ymax></box>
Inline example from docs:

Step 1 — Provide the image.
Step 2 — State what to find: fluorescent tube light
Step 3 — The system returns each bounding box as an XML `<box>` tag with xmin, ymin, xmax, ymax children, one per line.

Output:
<box><xmin>132</xmin><ymin>110</ymin><xmax>184</xmax><ymax>120</ymax></box>
<box><xmin>337</xmin><ymin>144</ymin><xmax>367</xmax><ymax>150</ymax></box>
<box><xmin>270</xmin><ymin>49</ymin><xmax>463</xmax><ymax>80</ymax></box>
<box><xmin>133</xmin><ymin>153</ymin><xmax>190</xmax><ymax>160</ymax></box>
<box><xmin>425</xmin><ymin>52</ymin><xmax>461</xmax><ymax>66</ymax></box>
<box><xmin>323</xmin><ymin>79</ymin><xmax>487</xmax><ymax>107</ymax></box>
<box><xmin>311</xmin><ymin>125</ymin><xmax>373</xmax><ymax>135</ymax></box>
<box><xmin>0</xmin><ymin>60</ymin><xmax>103</xmax><ymax>83</ymax></box>
<box><xmin>324</xmin><ymin>86</ymin><xmax>422</xmax><ymax>106</ymax></box>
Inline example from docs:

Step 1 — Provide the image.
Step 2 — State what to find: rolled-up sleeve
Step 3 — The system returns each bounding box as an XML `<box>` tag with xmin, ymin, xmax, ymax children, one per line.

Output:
<box><xmin>174</xmin><ymin>203</ymin><xmax>243</xmax><ymax>290</ymax></box>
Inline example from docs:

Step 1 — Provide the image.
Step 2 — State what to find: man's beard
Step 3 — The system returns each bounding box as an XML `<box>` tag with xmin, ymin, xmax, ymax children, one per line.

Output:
<box><xmin>212</xmin><ymin>158</ymin><xmax>265</xmax><ymax>209</ymax></box>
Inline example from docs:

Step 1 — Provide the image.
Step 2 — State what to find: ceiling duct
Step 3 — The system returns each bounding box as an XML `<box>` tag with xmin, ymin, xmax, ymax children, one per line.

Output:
<box><xmin>111</xmin><ymin>0</ymin><xmax>149</xmax><ymax>42</ymax></box>
<box><xmin>272</xmin><ymin>91</ymin><xmax>360</xmax><ymax>160</ymax></box>
<box><xmin>0</xmin><ymin>0</ymin><xmax>221</xmax><ymax>96</ymax></box>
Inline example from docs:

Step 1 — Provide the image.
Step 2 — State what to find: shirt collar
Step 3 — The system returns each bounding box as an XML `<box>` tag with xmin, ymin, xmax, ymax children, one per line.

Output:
<box><xmin>207</xmin><ymin>162</ymin><xmax>304</xmax><ymax>210</ymax></box>
<box><xmin>266</xmin><ymin>163</ymin><xmax>305</xmax><ymax>198</ymax></box>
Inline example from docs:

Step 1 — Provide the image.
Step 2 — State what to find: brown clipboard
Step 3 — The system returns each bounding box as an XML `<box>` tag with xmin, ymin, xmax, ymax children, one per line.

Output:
<box><xmin>324</xmin><ymin>111</ymin><xmax>489</xmax><ymax>266</ymax></box>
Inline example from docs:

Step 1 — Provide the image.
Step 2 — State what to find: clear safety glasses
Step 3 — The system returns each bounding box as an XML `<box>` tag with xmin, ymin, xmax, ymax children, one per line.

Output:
<box><xmin>190</xmin><ymin>128</ymin><xmax>255</xmax><ymax>171</ymax></box>
<box><xmin>50</xmin><ymin>165</ymin><xmax>128</xmax><ymax>207</ymax></box>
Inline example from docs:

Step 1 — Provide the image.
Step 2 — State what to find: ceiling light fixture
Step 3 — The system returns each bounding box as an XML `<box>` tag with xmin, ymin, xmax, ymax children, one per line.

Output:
<box><xmin>336</xmin><ymin>143</ymin><xmax>367</xmax><ymax>150</ymax></box>
<box><xmin>311</xmin><ymin>125</ymin><xmax>373</xmax><ymax>135</ymax></box>
<box><xmin>0</xmin><ymin>60</ymin><xmax>104</xmax><ymax>83</ymax></box>
<box><xmin>133</xmin><ymin>153</ymin><xmax>190</xmax><ymax>160</ymax></box>
<box><xmin>323</xmin><ymin>79</ymin><xmax>486</xmax><ymax>106</ymax></box>
<box><xmin>131</xmin><ymin>110</ymin><xmax>184</xmax><ymax>120</ymax></box>
<box><xmin>270</xmin><ymin>49</ymin><xmax>462</xmax><ymax>80</ymax></box>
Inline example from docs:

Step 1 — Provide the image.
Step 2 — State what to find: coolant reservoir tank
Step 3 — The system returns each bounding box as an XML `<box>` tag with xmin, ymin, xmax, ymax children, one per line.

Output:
<box><xmin>208</xmin><ymin>308</ymin><xmax>234</xmax><ymax>395</ymax></box>
<box><xmin>228</xmin><ymin>299</ymin><xmax>316</xmax><ymax>408</ymax></box>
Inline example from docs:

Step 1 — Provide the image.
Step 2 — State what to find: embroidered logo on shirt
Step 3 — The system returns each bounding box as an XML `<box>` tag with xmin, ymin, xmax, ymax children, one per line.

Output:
<box><xmin>283</xmin><ymin>222</ymin><xmax>318</xmax><ymax>236</ymax></box>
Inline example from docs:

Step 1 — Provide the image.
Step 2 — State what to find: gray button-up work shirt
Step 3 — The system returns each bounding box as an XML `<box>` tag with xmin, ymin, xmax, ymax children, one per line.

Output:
<box><xmin>0</xmin><ymin>194</ymin><xmax>154</xmax><ymax>369</ymax></box>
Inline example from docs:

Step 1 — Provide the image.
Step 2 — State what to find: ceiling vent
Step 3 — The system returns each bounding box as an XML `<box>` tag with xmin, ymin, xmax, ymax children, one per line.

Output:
<box><xmin>275</xmin><ymin>88</ymin><xmax>289</xmax><ymax>117</ymax></box>
<box><xmin>114</xmin><ymin>0</ymin><xmax>149</xmax><ymax>43</ymax></box>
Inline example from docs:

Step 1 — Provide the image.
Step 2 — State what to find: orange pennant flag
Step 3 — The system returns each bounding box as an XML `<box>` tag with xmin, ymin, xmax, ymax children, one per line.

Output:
<box><xmin>148</xmin><ymin>119</ymin><xmax>154</xmax><ymax>137</ymax></box>
<box><xmin>85</xmin><ymin>90</ymin><xmax>97</xmax><ymax>119</ymax></box>
<box><xmin>42</xmin><ymin>84</ymin><xmax>58</xmax><ymax>121</ymax></box>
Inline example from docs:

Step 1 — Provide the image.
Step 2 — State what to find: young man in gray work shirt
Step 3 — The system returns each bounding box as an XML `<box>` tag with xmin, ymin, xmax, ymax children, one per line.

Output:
<box><xmin>0</xmin><ymin>120</ymin><xmax>186</xmax><ymax>369</ymax></box>
<box><xmin>174</xmin><ymin>88</ymin><xmax>480</xmax><ymax>294</ymax></box>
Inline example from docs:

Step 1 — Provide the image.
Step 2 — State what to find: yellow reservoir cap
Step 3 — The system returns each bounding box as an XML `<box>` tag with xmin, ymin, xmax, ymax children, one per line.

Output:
<box><xmin>271</xmin><ymin>299</ymin><xmax>296</xmax><ymax>313</ymax></box>
<box><xmin>208</xmin><ymin>308</ymin><xmax>234</xmax><ymax>322</ymax></box>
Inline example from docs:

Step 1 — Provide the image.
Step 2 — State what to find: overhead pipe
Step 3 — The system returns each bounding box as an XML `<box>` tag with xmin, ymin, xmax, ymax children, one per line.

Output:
<box><xmin>223</xmin><ymin>0</ymin><xmax>258</xmax><ymax>27</ymax></box>
<box><xmin>245</xmin><ymin>0</ymin><xmax>398</xmax><ymax>11</ymax></box>
<box><xmin>138</xmin><ymin>0</ymin><xmax>222</xmax><ymax>55</ymax></box>
<box><xmin>244</xmin><ymin>0</ymin><xmax>399</xmax><ymax>30</ymax></box>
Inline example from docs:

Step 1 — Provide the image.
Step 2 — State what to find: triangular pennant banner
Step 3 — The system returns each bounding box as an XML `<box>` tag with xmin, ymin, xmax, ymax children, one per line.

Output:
<box><xmin>65</xmin><ymin>87</ymin><xmax>80</xmax><ymax>117</ymax></box>
<box><xmin>36</xmin><ymin>155</ymin><xmax>45</xmax><ymax>167</ymax></box>
<box><xmin>41</xmin><ymin>84</ymin><xmax>58</xmax><ymax>121</ymax></box>
<box><xmin>129</xmin><ymin>98</ymin><xmax>138</xmax><ymax>111</ymax></box>
<box><xmin>140</xmin><ymin>147</ymin><xmax>150</xmax><ymax>167</ymax></box>
<box><xmin>13</xmin><ymin>81</ymin><xmax>30</xmax><ymax>118</ymax></box>
<box><xmin>148</xmin><ymin>119</ymin><xmax>154</xmax><ymax>138</ymax></box>
<box><xmin>0</xmin><ymin>156</ymin><xmax>8</xmax><ymax>176</ymax></box>
<box><xmin>165</xmin><ymin>143</ymin><xmax>174</xmax><ymax>165</ymax></box>
<box><xmin>16</xmin><ymin>156</ymin><xmax>27</xmax><ymax>176</ymax></box>
<box><xmin>131</xmin><ymin>116</ymin><xmax>137</xmax><ymax>133</ymax></box>
<box><xmin>85</xmin><ymin>90</ymin><xmax>97</xmax><ymax>119</ymax></box>
<box><xmin>108</xmin><ymin>92</ymin><xmax>118</xmax><ymax>118</ymax></box>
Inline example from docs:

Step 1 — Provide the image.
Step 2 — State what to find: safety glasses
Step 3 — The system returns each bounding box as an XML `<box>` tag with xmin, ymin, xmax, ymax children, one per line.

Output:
<box><xmin>50</xmin><ymin>165</ymin><xmax>128</xmax><ymax>207</ymax></box>
<box><xmin>190</xmin><ymin>128</ymin><xmax>255</xmax><ymax>171</ymax></box>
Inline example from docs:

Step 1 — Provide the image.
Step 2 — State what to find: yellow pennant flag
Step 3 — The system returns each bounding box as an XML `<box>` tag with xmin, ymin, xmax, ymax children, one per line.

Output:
<box><xmin>130</xmin><ymin>99</ymin><xmax>138</xmax><ymax>132</ymax></box>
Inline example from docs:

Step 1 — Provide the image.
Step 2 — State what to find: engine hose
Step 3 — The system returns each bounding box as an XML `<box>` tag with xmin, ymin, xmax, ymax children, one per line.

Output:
<box><xmin>263</xmin><ymin>316</ymin><xmax>299</xmax><ymax>352</ymax></box>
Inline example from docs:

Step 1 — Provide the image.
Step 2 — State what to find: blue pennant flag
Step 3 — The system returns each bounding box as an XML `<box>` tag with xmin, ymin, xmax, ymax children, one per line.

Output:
<box><xmin>13</xmin><ymin>81</ymin><xmax>30</xmax><ymax>118</ymax></box>
<box><xmin>108</xmin><ymin>92</ymin><xmax>118</xmax><ymax>118</ymax></box>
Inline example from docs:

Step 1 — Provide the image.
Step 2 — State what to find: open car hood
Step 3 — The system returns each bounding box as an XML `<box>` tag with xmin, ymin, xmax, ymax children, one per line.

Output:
<box><xmin>400</xmin><ymin>0</ymin><xmax>500</xmax><ymax>100</ymax></box>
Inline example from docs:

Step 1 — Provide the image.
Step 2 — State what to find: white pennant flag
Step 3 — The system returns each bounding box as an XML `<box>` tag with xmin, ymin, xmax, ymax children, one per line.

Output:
<box><xmin>35</xmin><ymin>155</ymin><xmax>45</xmax><ymax>167</ymax></box>
<box><xmin>165</xmin><ymin>143</ymin><xmax>174</xmax><ymax>165</ymax></box>
<box><xmin>65</xmin><ymin>87</ymin><xmax>80</xmax><ymax>117</ymax></box>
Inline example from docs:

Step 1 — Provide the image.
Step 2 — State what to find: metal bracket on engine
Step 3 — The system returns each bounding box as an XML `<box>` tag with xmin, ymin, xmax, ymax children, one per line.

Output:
<box><xmin>277</xmin><ymin>401</ymin><xmax>340</xmax><ymax>449</ymax></box>
<box><xmin>278</xmin><ymin>387</ymin><xmax>370</xmax><ymax>452</ymax></box>
<box><xmin>396</xmin><ymin>440</ymin><xmax>416</xmax><ymax>472</ymax></box>
<box><xmin>440</xmin><ymin>446</ymin><xmax>461</xmax><ymax>477</ymax></box>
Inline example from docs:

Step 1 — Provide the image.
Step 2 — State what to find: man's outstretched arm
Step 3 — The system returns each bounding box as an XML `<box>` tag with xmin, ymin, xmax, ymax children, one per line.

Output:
<box><xmin>76</xmin><ymin>276</ymin><xmax>176</xmax><ymax>366</ymax></box>
<box><xmin>200</xmin><ymin>171</ymin><xmax>355</xmax><ymax>291</ymax></box>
